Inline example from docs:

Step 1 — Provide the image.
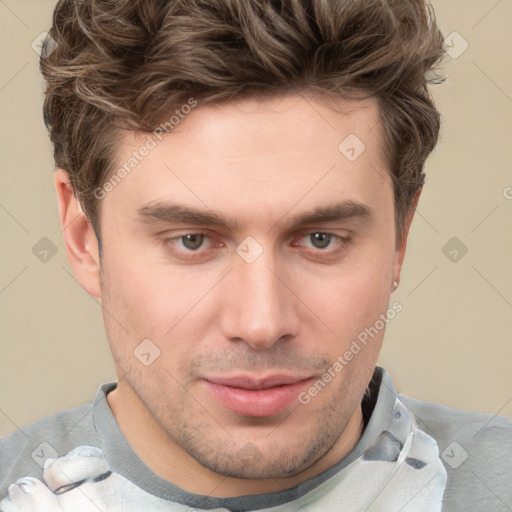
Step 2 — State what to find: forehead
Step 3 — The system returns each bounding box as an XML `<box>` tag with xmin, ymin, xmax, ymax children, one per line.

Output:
<box><xmin>105</xmin><ymin>94</ymin><xmax>392</xmax><ymax>228</ymax></box>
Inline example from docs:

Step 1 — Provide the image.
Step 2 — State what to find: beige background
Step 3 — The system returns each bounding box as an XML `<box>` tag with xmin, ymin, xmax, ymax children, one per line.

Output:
<box><xmin>0</xmin><ymin>0</ymin><xmax>511</xmax><ymax>437</ymax></box>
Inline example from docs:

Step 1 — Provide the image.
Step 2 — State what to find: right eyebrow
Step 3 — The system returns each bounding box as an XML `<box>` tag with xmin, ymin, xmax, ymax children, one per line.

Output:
<box><xmin>136</xmin><ymin>201</ymin><xmax>238</xmax><ymax>230</ymax></box>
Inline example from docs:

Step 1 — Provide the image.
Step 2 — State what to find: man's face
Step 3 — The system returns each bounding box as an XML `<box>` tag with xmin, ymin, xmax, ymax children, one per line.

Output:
<box><xmin>98</xmin><ymin>94</ymin><xmax>399</xmax><ymax>479</ymax></box>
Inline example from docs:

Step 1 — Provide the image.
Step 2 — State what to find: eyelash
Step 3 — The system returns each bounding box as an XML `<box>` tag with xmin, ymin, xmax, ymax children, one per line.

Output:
<box><xmin>159</xmin><ymin>231</ymin><xmax>351</xmax><ymax>262</ymax></box>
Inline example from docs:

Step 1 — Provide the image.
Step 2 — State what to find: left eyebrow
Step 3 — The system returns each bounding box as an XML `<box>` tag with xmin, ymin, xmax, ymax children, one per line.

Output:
<box><xmin>284</xmin><ymin>200</ymin><xmax>373</xmax><ymax>229</ymax></box>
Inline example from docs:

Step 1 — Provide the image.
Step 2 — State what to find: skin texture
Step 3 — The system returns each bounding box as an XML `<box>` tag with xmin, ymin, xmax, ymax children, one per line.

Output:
<box><xmin>55</xmin><ymin>94</ymin><xmax>419</xmax><ymax>497</ymax></box>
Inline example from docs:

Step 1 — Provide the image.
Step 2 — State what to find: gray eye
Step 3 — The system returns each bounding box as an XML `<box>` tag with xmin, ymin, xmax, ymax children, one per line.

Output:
<box><xmin>310</xmin><ymin>233</ymin><xmax>331</xmax><ymax>249</ymax></box>
<box><xmin>181</xmin><ymin>234</ymin><xmax>205</xmax><ymax>250</ymax></box>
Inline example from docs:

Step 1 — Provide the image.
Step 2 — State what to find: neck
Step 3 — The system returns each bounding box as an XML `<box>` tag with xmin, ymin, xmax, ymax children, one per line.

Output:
<box><xmin>107</xmin><ymin>380</ymin><xmax>364</xmax><ymax>497</ymax></box>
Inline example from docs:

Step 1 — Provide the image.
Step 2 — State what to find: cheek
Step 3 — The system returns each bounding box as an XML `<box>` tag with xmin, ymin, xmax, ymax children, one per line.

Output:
<box><xmin>102</xmin><ymin>232</ymin><xmax>181</xmax><ymax>317</ymax></box>
<box><xmin>100</xmin><ymin>243</ymin><xmax>221</xmax><ymax>365</ymax></box>
<box><xmin>299</xmin><ymin>241</ymin><xmax>395</xmax><ymax>338</ymax></box>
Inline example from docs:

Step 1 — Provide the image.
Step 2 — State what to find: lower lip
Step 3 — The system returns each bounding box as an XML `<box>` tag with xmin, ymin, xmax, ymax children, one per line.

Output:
<box><xmin>204</xmin><ymin>379</ymin><xmax>313</xmax><ymax>417</ymax></box>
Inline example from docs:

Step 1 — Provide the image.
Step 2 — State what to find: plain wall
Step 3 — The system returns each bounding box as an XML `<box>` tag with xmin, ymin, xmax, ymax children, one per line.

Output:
<box><xmin>1</xmin><ymin>0</ymin><xmax>511</xmax><ymax>437</ymax></box>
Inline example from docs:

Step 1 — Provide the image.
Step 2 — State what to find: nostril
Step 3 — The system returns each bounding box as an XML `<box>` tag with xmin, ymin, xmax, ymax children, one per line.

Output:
<box><xmin>18</xmin><ymin>482</ymin><xmax>32</xmax><ymax>495</ymax></box>
<box><xmin>12</xmin><ymin>478</ymin><xmax>35</xmax><ymax>495</ymax></box>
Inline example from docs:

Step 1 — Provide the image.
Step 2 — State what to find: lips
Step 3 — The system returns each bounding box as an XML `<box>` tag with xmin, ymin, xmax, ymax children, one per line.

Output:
<box><xmin>203</xmin><ymin>374</ymin><xmax>314</xmax><ymax>417</ymax></box>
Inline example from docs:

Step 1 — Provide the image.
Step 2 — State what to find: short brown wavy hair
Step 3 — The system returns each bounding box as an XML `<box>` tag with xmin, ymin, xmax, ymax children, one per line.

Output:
<box><xmin>41</xmin><ymin>0</ymin><xmax>445</xmax><ymax>244</ymax></box>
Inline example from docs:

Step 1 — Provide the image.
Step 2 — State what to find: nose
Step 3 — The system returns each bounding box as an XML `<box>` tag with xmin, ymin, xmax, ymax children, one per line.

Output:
<box><xmin>219</xmin><ymin>247</ymin><xmax>301</xmax><ymax>350</ymax></box>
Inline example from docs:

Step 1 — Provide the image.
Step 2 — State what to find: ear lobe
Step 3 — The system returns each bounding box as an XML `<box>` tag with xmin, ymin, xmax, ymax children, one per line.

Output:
<box><xmin>391</xmin><ymin>187</ymin><xmax>422</xmax><ymax>292</ymax></box>
<box><xmin>54</xmin><ymin>168</ymin><xmax>101</xmax><ymax>299</ymax></box>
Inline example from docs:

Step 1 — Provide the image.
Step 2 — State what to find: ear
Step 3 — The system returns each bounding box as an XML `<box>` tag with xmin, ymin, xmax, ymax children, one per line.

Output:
<box><xmin>54</xmin><ymin>168</ymin><xmax>101</xmax><ymax>299</ymax></box>
<box><xmin>391</xmin><ymin>187</ymin><xmax>422</xmax><ymax>292</ymax></box>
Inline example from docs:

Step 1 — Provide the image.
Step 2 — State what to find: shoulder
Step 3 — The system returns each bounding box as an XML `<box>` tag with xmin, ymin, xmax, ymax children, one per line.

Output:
<box><xmin>399</xmin><ymin>394</ymin><xmax>512</xmax><ymax>511</ymax></box>
<box><xmin>0</xmin><ymin>402</ymin><xmax>99</xmax><ymax>499</ymax></box>
<box><xmin>400</xmin><ymin>394</ymin><xmax>512</xmax><ymax>444</ymax></box>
